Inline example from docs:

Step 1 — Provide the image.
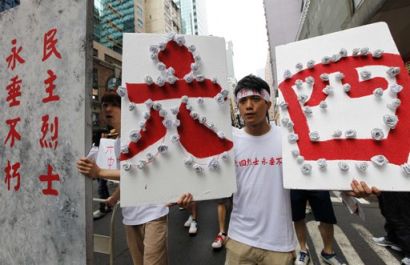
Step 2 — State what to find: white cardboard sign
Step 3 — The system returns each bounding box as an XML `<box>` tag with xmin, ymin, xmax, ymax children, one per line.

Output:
<box><xmin>276</xmin><ymin>22</ymin><xmax>410</xmax><ymax>191</ymax></box>
<box><xmin>119</xmin><ymin>33</ymin><xmax>237</xmax><ymax>205</ymax></box>
<box><xmin>96</xmin><ymin>138</ymin><xmax>119</xmax><ymax>170</ymax></box>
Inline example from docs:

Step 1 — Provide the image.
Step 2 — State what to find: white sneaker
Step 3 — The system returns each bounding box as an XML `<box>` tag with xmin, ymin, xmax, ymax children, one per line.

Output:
<box><xmin>184</xmin><ymin>215</ymin><xmax>193</xmax><ymax>227</ymax></box>
<box><xmin>189</xmin><ymin>220</ymin><xmax>198</xmax><ymax>235</ymax></box>
<box><xmin>372</xmin><ymin>236</ymin><xmax>402</xmax><ymax>252</ymax></box>
<box><xmin>295</xmin><ymin>250</ymin><xmax>310</xmax><ymax>265</ymax></box>
<box><xmin>402</xmin><ymin>257</ymin><xmax>410</xmax><ymax>265</ymax></box>
<box><xmin>93</xmin><ymin>210</ymin><xmax>106</xmax><ymax>220</ymax></box>
<box><xmin>211</xmin><ymin>233</ymin><xmax>226</xmax><ymax>249</ymax></box>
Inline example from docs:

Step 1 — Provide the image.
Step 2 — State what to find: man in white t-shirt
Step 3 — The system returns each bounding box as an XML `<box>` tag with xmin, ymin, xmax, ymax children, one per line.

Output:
<box><xmin>226</xmin><ymin>74</ymin><xmax>297</xmax><ymax>265</ymax></box>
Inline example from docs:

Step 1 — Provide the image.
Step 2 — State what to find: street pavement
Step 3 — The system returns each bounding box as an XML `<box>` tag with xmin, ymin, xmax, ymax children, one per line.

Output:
<box><xmin>93</xmin><ymin>185</ymin><xmax>405</xmax><ymax>265</ymax></box>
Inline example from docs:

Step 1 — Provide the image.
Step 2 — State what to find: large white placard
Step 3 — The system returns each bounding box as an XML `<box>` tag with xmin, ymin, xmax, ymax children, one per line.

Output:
<box><xmin>120</xmin><ymin>34</ymin><xmax>237</xmax><ymax>206</ymax></box>
<box><xmin>276</xmin><ymin>22</ymin><xmax>410</xmax><ymax>191</ymax></box>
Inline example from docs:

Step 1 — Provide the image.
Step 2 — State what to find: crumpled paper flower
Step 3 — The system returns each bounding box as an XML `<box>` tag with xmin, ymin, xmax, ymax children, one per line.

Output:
<box><xmin>355</xmin><ymin>162</ymin><xmax>368</xmax><ymax>173</ymax></box>
<box><xmin>117</xmin><ymin>86</ymin><xmax>126</xmax><ymax>97</ymax></box>
<box><xmin>197</xmin><ymin>97</ymin><xmax>204</xmax><ymax>105</ymax></box>
<box><xmin>184</xmin><ymin>156</ymin><xmax>194</xmax><ymax>166</ymax></box>
<box><xmin>383</xmin><ymin>114</ymin><xmax>398</xmax><ymax>129</ymax></box>
<box><xmin>296</xmin><ymin>62</ymin><xmax>303</xmax><ymax>71</ymax></box>
<box><xmin>212</xmin><ymin>77</ymin><xmax>218</xmax><ymax>84</ymax></box>
<box><xmin>372</xmin><ymin>49</ymin><xmax>383</xmax><ymax>58</ymax></box>
<box><xmin>291</xmin><ymin>149</ymin><xmax>300</xmax><ymax>157</ymax></box>
<box><xmin>121</xmin><ymin>145</ymin><xmax>129</xmax><ymax>154</ymax></box>
<box><xmin>190</xmin><ymin>111</ymin><xmax>199</xmax><ymax>120</ymax></box>
<box><xmin>279</xmin><ymin>101</ymin><xmax>288</xmax><ymax>110</ymax></box>
<box><xmin>149</xmin><ymin>45</ymin><xmax>158</xmax><ymax>53</ymax></box>
<box><xmin>194</xmin><ymin>55</ymin><xmax>201</xmax><ymax>62</ymax></box>
<box><xmin>320</xmin><ymin>73</ymin><xmax>329</xmax><ymax>82</ymax></box>
<box><xmin>221</xmin><ymin>89</ymin><xmax>230</xmax><ymax>97</ymax></box>
<box><xmin>335</xmin><ymin>72</ymin><xmax>344</xmax><ymax>81</ymax></box>
<box><xmin>283</xmin><ymin>69</ymin><xmax>292</xmax><ymax>80</ymax></box>
<box><xmin>128</xmin><ymin>104</ymin><xmax>136</xmax><ymax>111</ymax></box>
<box><xmin>188</xmin><ymin>45</ymin><xmax>196</xmax><ymax>52</ymax></box>
<box><xmin>298</xmin><ymin>94</ymin><xmax>308</xmax><ymax>104</ymax></box>
<box><xmin>304</xmin><ymin>107</ymin><xmax>313</xmax><ymax>116</ymax></box>
<box><xmin>321</xmin><ymin>56</ymin><xmax>331</xmax><ymax>64</ymax></box>
<box><xmin>352</xmin><ymin>48</ymin><xmax>360</xmax><ymax>56</ymax></box>
<box><xmin>343</xmin><ymin>83</ymin><xmax>351</xmax><ymax>93</ymax></box>
<box><xmin>338</xmin><ymin>161</ymin><xmax>349</xmax><ymax>172</ymax></box>
<box><xmin>389</xmin><ymin>84</ymin><xmax>403</xmax><ymax>95</ymax></box>
<box><xmin>373</xmin><ymin>88</ymin><xmax>384</xmax><ymax>97</ymax></box>
<box><xmin>360</xmin><ymin>47</ymin><xmax>369</xmax><ymax>56</ymax></box>
<box><xmin>307</xmin><ymin>60</ymin><xmax>315</xmax><ymax>69</ymax></box>
<box><xmin>287</xmin><ymin>121</ymin><xmax>294</xmax><ymax>131</ymax></box>
<box><xmin>371</xmin><ymin>155</ymin><xmax>389</xmax><ymax>167</ymax></box>
<box><xmin>386</xmin><ymin>67</ymin><xmax>400</xmax><ymax>78</ymax></box>
<box><xmin>295</xmin><ymin>79</ymin><xmax>303</xmax><ymax>89</ymax></box>
<box><xmin>150</xmin><ymin>52</ymin><xmax>158</xmax><ymax>61</ymax></box>
<box><xmin>145</xmin><ymin>99</ymin><xmax>153</xmax><ymax>108</ymax></box>
<box><xmin>173</xmin><ymin>119</ymin><xmax>181</xmax><ymax>127</ymax></box>
<box><xmin>137</xmin><ymin>160</ymin><xmax>146</xmax><ymax>170</ymax></box>
<box><xmin>360</xmin><ymin>70</ymin><xmax>372</xmax><ymax>80</ymax></box>
<box><xmin>371</xmin><ymin>128</ymin><xmax>384</xmax><ymax>141</ymax></box>
<box><xmin>129</xmin><ymin>130</ymin><xmax>141</xmax><ymax>142</ymax></box>
<box><xmin>297</xmin><ymin>155</ymin><xmax>304</xmax><ymax>164</ymax></box>
<box><xmin>199</xmin><ymin>116</ymin><xmax>207</xmax><ymax>124</ymax></box>
<box><xmin>162</xmin><ymin>119</ymin><xmax>174</xmax><ymax>129</ymax></box>
<box><xmin>193</xmin><ymin>163</ymin><xmax>203</xmax><ymax>174</ymax></box>
<box><xmin>331</xmin><ymin>54</ymin><xmax>341</xmax><ymax>63</ymax></box>
<box><xmin>145</xmin><ymin>75</ymin><xmax>154</xmax><ymax>85</ymax></box>
<box><xmin>191</xmin><ymin>62</ymin><xmax>199</xmax><ymax>72</ymax></box>
<box><xmin>332</xmin><ymin>130</ymin><xmax>342</xmax><ymax>138</ymax></box>
<box><xmin>309</xmin><ymin>131</ymin><xmax>320</xmax><ymax>141</ymax></box>
<box><xmin>175</xmin><ymin>35</ymin><xmax>186</xmax><ymax>46</ymax></box>
<box><xmin>317</xmin><ymin>159</ymin><xmax>327</xmax><ymax>170</ymax></box>
<box><xmin>181</xmin><ymin>95</ymin><xmax>189</xmax><ymax>103</ymax></box>
<box><xmin>305</xmin><ymin>76</ymin><xmax>315</xmax><ymax>85</ymax></box>
<box><xmin>143</xmin><ymin>112</ymin><xmax>151</xmax><ymax>120</ymax></box>
<box><xmin>156</xmin><ymin>76</ymin><xmax>166</xmax><ymax>87</ymax></box>
<box><xmin>184</xmin><ymin>73</ymin><xmax>194</xmax><ymax>83</ymax></box>
<box><xmin>221</xmin><ymin>152</ymin><xmax>230</xmax><ymax>161</ymax></box>
<box><xmin>387</xmin><ymin>99</ymin><xmax>401</xmax><ymax>110</ymax></box>
<box><xmin>157</xmin><ymin>62</ymin><xmax>166</xmax><ymax>71</ymax></box>
<box><xmin>288</xmin><ymin>133</ymin><xmax>299</xmax><ymax>143</ymax></box>
<box><xmin>167</xmin><ymin>75</ymin><xmax>177</xmax><ymax>84</ymax></box>
<box><xmin>215</xmin><ymin>93</ymin><xmax>225</xmax><ymax>104</ymax></box>
<box><xmin>170</xmin><ymin>134</ymin><xmax>180</xmax><ymax>143</ymax></box>
<box><xmin>146</xmin><ymin>153</ymin><xmax>154</xmax><ymax>161</ymax></box>
<box><xmin>322</xmin><ymin>85</ymin><xmax>334</xmax><ymax>95</ymax></box>
<box><xmin>195</xmin><ymin>74</ymin><xmax>205</xmax><ymax>82</ymax></box>
<box><xmin>217</xmin><ymin>131</ymin><xmax>225</xmax><ymax>139</ymax></box>
<box><xmin>159</xmin><ymin>109</ymin><xmax>168</xmax><ymax>117</ymax></box>
<box><xmin>345</xmin><ymin>129</ymin><xmax>357</xmax><ymax>139</ymax></box>
<box><xmin>301</xmin><ymin>163</ymin><xmax>312</xmax><ymax>175</ymax></box>
<box><xmin>158</xmin><ymin>42</ymin><xmax>166</xmax><ymax>51</ymax></box>
<box><xmin>122</xmin><ymin>162</ymin><xmax>131</xmax><ymax>171</ymax></box>
<box><xmin>139</xmin><ymin>121</ymin><xmax>146</xmax><ymax>130</ymax></box>
<box><xmin>339</xmin><ymin>48</ymin><xmax>348</xmax><ymax>57</ymax></box>
<box><xmin>158</xmin><ymin>144</ymin><xmax>168</xmax><ymax>154</ymax></box>
<box><xmin>153</xmin><ymin>102</ymin><xmax>162</xmax><ymax>111</ymax></box>
<box><xmin>319</xmin><ymin>101</ymin><xmax>327</xmax><ymax>109</ymax></box>
<box><xmin>281</xmin><ymin>117</ymin><xmax>289</xmax><ymax>126</ymax></box>
<box><xmin>208</xmin><ymin>158</ymin><xmax>220</xmax><ymax>171</ymax></box>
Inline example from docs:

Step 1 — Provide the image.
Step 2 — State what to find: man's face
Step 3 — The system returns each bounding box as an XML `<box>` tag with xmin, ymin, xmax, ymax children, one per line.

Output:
<box><xmin>237</xmin><ymin>94</ymin><xmax>271</xmax><ymax>127</ymax></box>
<box><xmin>102</xmin><ymin>102</ymin><xmax>121</xmax><ymax>128</ymax></box>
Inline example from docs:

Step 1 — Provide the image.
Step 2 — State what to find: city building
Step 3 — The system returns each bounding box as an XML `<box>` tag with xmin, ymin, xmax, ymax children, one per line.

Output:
<box><xmin>144</xmin><ymin>0</ymin><xmax>182</xmax><ymax>33</ymax></box>
<box><xmin>177</xmin><ymin>0</ymin><xmax>207</xmax><ymax>35</ymax></box>
<box><xmin>0</xmin><ymin>0</ymin><xmax>20</xmax><ymax>12</ymax></box>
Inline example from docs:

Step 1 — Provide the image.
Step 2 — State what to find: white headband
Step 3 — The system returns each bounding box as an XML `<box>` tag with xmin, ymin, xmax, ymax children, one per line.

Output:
<box><xmin>235</xmin><ymin>88</ymin><xmax>271</xmax><ymax>103</ymax></box>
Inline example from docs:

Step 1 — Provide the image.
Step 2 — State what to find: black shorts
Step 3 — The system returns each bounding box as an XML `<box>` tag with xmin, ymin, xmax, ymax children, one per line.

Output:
<box><xmin>290</xmin><ymin>190</ymin><xmax>337</xmax><ymax>224</ymax></box>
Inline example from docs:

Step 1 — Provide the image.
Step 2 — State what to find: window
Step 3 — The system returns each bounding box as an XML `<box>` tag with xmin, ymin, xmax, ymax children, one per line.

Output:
<box><xmin>93</xmin><ymin>68</ymin><xmax>99</xmax><ymax>89</ymax></box>
<box><xmin>104</xmin><ymin>54</ymin><xmax>122</xmax><ymax>66</ymax></box>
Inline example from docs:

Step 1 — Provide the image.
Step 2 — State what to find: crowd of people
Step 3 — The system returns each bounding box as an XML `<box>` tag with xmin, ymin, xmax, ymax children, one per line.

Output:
<box><xmin>77</xmin><ymin>75</ymin><xmax>409</xmax><ymax>265</ymax></box>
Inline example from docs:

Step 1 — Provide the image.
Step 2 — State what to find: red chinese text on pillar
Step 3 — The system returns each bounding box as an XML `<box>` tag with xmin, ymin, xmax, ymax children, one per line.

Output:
<box><xmin>4</xmin><ymin>160</ymin><xmax>21</xmax><ymax>192</ymax></box>
<box><xmin>39</xmin><ymin>164</ymin><xmax>60</xmax><ymax>196</ymax></box>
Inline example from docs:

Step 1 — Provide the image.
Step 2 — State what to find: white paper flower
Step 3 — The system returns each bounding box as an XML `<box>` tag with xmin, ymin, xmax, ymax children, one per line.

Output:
<box><xmin>338</xmin><ymin>161</ymin><xmax>349</xmax><ymax>172</ymax></box>
<box><xmin>157</xmin><ymin>62</ymin><xmax>166</xmax><ymax>71</ymax></box>
<box><xmin>343</xmin><ymin>84</ymin><xmax>351</xmax><ymax>93</ymax></box>
<box><xmin>295</xmin><ymin>79</ymin><xmax>303</xmax><ymax>89</ymax></box>
<box><xmin>196</xmin><ymin>74</ymin><xmax>205</xmax><ymax>82</ymax></box>
<box><xmin>158</xmin><ymin>42</ymin><xmax>166</xmax><ymax>51</ymax></box>
<box><xmin>194</xmin><ymin>55</ymin><xmax>201</xmax><ymax>62</ymax></box>
<box><xmin>159</xmin><ymin>109</ymin><xmax>168</xmax><ymax>117</ymax></box>
<box><xmin>221</xmin><ymin>152</ymin><xmax>230</xmax><ymax>161</ymax></box>
<box><xmin>317</xmin><ymin>159</ymin><xmax>327</xmax><ymax>170</ymax></box>
<box><xmin>149</xmin><ymin>45</ymin><xmax>158</xmax><ymax>53</ymax></box>
<box><xmin>291</xmin><ymin>149</ymin><xmax>300</xmax><ymax>157</ymax></box>
<box><xmin>117</xmin><ymin>86</ymin><xmax>126</xmax><ymax>97</ymax></box>
<box><xmin>320</xmin><ymin>73</ymin><xmax>329</xmax><ymax>81</ymax></box>
<box><xmin>298</xmin><ymin>94</ymin><xmax>308</xmax><ymax>104</ymax></box>
<box><xmin>305</xmin><ymin>76</ymin><xmax>314</xmax><ymax>85</ymax></box>
<box><xmin>371</xmin><ymin>155</ymin><xmax>389</xmax><ymax>167</ymax></box>
<box><xmin>307</xmin><ymin>60</ymin><xmax>315</xmax><ymax>69</ymax></box>
<box><xmin>323</xmin><ymin>85</ymin><xmax>334</xmax><ymax>95</ymax></box>
<box><xmin>281</xmin><ymin>117</ymin><xmax>289</xmax><ymax>126</ymax></box>
<box><xmin>352</xmin><ymin>48</ymin><xmax>360</xmax><ymax>56</ymax></box>
<box><xmin>197</xmin><ymin>97</ymin><xmax>204</xmax><ymax>104</ymax></box>
<box><xmin>401</xmin><ymin>163</ymin><xmax>410</xmax><ymax>175</ymax></box>
<box><xmin>156</xmin><ymin>76</ymin><xmax>166</xmax><ymax>87</ymax></box>
<box><xmin>321</xmin><ymin>56</ymin><xmax>331</xmax><ymax>64</ymax></box>
<box><xmin>296</xmin><ymin>62</ymin><xmax>303</xmax><ymax>71</ymax></box>
<box><xmin>184</xmin><ymin>73</ymin><xmax>194</xmax><ymax>83</ymax></box>
<box><xmin>221</xmin><ymin>89</ymin><xmax>230</xmax><ymax>97</ymax></box>
<box><xmin>279</xmin><ymin>101</ymin><xmax>288</xmax><ymax>110</ymax></box>
<box><xmin>175</xmin><ymin>35</ymin><xmax>186</xmax><ymax>46</ymax></box>
<box><xmin>146</xmin><ymin>153</ymin><xmax>154</xmax><ymax>161</ymax></box>
<box><xmin>162</xmin><ymin>119</ymin><xmax>174</xmax><ymax>128</ymax></box>
<box><xmin>122</xmin><ymin>162</ymin><xmax>131</xmax><ymax>171</ymax></box>
<box><xmin>128</xmin><ymin>104</ymin><xmax>136</xmax><ymax>111</ymax></box>
<box><xmin>137</xmin><ymin>160</ymin><xmax>146</xmax><ymax>170</ymax></box>
<box><xmin>158</xmin><ymin>144</ymin><xmax>168</xmax><ymax>154</ymax></box>
<box><xmin>287</xmin><ymin>121</ymin><xmax>294</xmax><ymax>131</ymax></box>
<box><xmin>129</xmin><ymin>130</ymin><xmax>141</xmax><ymax>142</ymax></box>
<box><xmin>339</xmin><ymin>48</ymin><xmax>348</xmax><ymax>57</ymax></box>
<box><xmin>208</xmin><ymin>158</ymin><xmax>220</xmax><ymax>171</ymax></box>
<box><xmin>190</xmin><ymin>111</ymin><xmax>199</xmax><ymax>120</ymax></box>
<box><xmin>145</xmin><ymin>75</ymin><xmax>154</xmax><ymax>85</ymax></box>
<box><xmin>383</xmin><ymin>115</ymin><xmax>398</xmax><ymax>129</ymax></box>
<box><xmin>335</xmin><ymin>72</ymin><xmax>344</xmax><ymax>81</ymax></box>
<box><xmin>184</xmin><ymin>156</ymin><xmax>194</xmax><ymax>166</ymax></box>
<box><xmin>121</xmin><ymin>145</ymin><xmax>129</xmax><ymax>154</ymax></box>
<box><xmin>360</xmin><ymin>70</ymin><xmax>371</xmax><ymax>80</ymax></box>
<box><xmin>143</xmin><ymin>112</ymin><xmax>150</xmax><ymax>120</ymax></box>
<box><xmin>145</xmin><ymin>99</ymin><xmax>153</xmax><ymax>108</ymax></box>
<box><xmin>191</xmin><ymin>62</ymin><xmax>199</xmax><ymax>72</ymax></box>
<box><xmin>215</xmin><ymin>93</ymin><xmax>225</xmax><ymax>104</ymax></box>
<box><xmin>309</xmin><ymin>131</ymin><xmax>320</xmax><ymax>141</ymax></box>
<box><xmin>360</xmin><ymin>47</ymin><xmax>369</xmax><ymax>56</ymax></box>
<box><xmin>193</xmin><ymin>163</ymin><xmax>203</xmax><ymax>174</ymax></box>
<box><xmin>217</xmin><ymin>131</ymin><xmax>225</xmax><ymax>139</ymax></box>
<box><xmin>150</xmin><ymin>52</ymin><xmax>158</xmax><ymax>61</ymax></box>
<box><xmin>371</xmin><ymin>128</ymin><xmax>384</xmax><ymax>141</ymax></box>
<box><xmin>173</xmin><ymin>119</ymin><xmax>181</xmax><ymax>127</ymax></box>
<box><xmin>389</xmin><ymin>84</ymin><xmax>403</xmax><ymax>94</ymax></box>
<box><xmin>181</xmin><ymin>95</ymin><xmax>189</xmax><ymax>103</ymax></box>
<box><xmin>288</xmin><ymin>133</ymin><xmax>299</xmax><ymax>143</ymax></box>
<box><xmin>373</xmin><ymin>88</ymin><xmax>384</xmax><ymax>97</ymax></box>
<box><xmin>345</xmin><ymin>129</ymin><xmax>357</xmax><ymax>138</ymax></box>
<box><xmin>387</xmin><ymin>99</ymin><xmax>401</xmax><ymax>110</ymax></box>
<box><xmin>331</xmin><ymin>54</ymin><xmax>341</xmax><ymax>63</ymax></box>
<box><xmin>199</xmin><ymin>116</ymin><xmax>207</xmax><ymax>124</ymax></box>
<box><xmin>170</xmin><ymin>134</ymin><xmax>180</xmax><ymax>143</ymax></box>
<box><xmin>301</xmin><ymin>163</ymin><xmax>312</xmax><ymax>175</ymax></box>
<box><xmin>304</xmin><ymin>107</ymin><xmax>313</xmax><ymax>116</ymax></box>
<box><xmin>186</xmin><ymin>103</ymin><xmax>193</xmax><ymax>111</ymax></box>
<box><xmin>167</xmin><ymin>75</ymin><xmax>177</xmax><ymax>84</ymax></box>
<box><xmin>188</xmin><ymin>45</ymin><xmax>196</xmax><ymax>52</ymax></box>
<box><xmin>332</xmin><ymin>130</ymin><xmax>342</xmax><ymax>138</ymax></box>
<box><xmin>356</xmin><ymin>162</ymin><xmax>368</xmax><ymax>173</ymax></box>
<box><xmin>297</xmin><ymin>155</ymin><xmax>305</xmax><ymax>164</ymax></box>
<box><xmin>372</xmin><ymin>49</ymin><xmax>383</xmax><ymax>58</ymax></box>
<box><xmin>170</xmin><ymin>107</ymin><xmax>179</xmax><ymax>115</ymax></box>
<box><xmin>153</xmin><ymin>102</ymin><xmax>162</xmax><ymax>111</ymax></box>
<box><xmin>319</xmin><ymin>101</ymin><xmax>327</xmax><ymax>109</ymax></box>
<box><xmin>283</xmin><ymin>69</ymin><xmax>292</xmax><ymax>80</ymax></box>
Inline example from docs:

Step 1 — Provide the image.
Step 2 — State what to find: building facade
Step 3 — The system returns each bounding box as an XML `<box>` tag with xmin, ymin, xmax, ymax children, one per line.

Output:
<box><xmin>144</xmin><ymin>0</ymin><xmax>182</xmax><ymax>33</ymax></box>
<box><xmin>177</xmin><ymin>0</ymin><xmax>207</xmax><ymax>35</ymax></box>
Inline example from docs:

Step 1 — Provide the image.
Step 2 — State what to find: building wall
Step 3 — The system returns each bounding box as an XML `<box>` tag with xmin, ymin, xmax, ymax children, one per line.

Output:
<box><xmin>178</xmin><ymin>0</ymin><xmax>207</xmax><ymax>35</ymax></box>
<box><xmin>144</xmin><ymin>0</ymin><xmax>181</xmax><ymax>33</ymax></box>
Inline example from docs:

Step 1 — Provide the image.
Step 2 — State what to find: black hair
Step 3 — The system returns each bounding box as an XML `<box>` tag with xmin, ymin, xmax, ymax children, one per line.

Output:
<box><xmin>234</xmin><ymin>74</ymin><xmax>271</xmax><ymax>99</ymax></box>
<box><xmin>101</xmin><ymin>91</ymin><xmax>121</xmax><ymax>107</ymax></box>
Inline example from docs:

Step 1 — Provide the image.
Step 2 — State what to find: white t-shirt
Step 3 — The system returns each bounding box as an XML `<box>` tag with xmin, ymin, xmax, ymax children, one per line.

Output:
<box><xmin>228</xmin><ymin>125</ymin><xmax>296</xmax><ymax>252</ymax></box>
<box><xmin>113</xmin><ymin>138</ymin><xmax>169</xmax><ymax>225</ymax></box>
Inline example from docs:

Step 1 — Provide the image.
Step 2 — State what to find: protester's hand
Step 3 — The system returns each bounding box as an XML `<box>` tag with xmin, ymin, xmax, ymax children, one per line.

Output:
<box><xmin>106</xmin><ymin>196</ymin><xmax>119</xmax><ymax>207</ymax></box>
<box><xmin>175</xmin><ymin>193</ymin><xmax>193</xmax><ymax>208</ymax></box>
<box><xmin>77</xmin><ymin>157</ymin><xmax>101</xmax><ymax>178</ymax></box>
<box><xmin>345</xmin><ymin>179</ymin><xmax>381</xmax><ymax>198</ymax></box>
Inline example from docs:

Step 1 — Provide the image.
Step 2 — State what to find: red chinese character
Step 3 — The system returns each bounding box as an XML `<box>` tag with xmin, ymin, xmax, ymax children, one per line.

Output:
<box><xmin>42</xmin><ymin>28</ymin><xmax>62</xmax><ymax>62</ymax></box>
<box><xmin>42</xmin><ymin>70</ymin><xmax>60</xmax><ymax>103</ymax></box>
<box><xmin>6</xmin><ymin>75</ymin><xmax>22</xmax><ymax>107</ymax></box>
<box><xmin>4</xmin><ymin>160</ymin><xmax>21</xmax><ymax>191</ymax></box>
<box><xmin>269</xmin><ymin>157</ymin><xmax>275</xmax><ymax>165</ymax></box>
<box><xmin>39</xmin><ymin>115</ymin><xmax>59</xmax><ymax>149</ymax></box>
<box><xmin>4</xmin><ymin>117</ymin><xmax>21</xmax><ymax>148</ymax></box>
<box><xmin>239</xmin><ymin>159</ymin><xmax>247</xmax><ymax>167</ymax></box>
<box><xmin>276</xmin><ymin>157</ymin><xmax>283</xmax><ymax>165</ymax></box>
<box><xmin>261</xmin><ymin>157</ymin><xmax>267</xmax><ymax>165</ymax></box>
<box><xmin>6</xmin><ymin>39</ymin><xmax>25</xmax><ymax>70</ymax></box>
<box><xmin>39</xmin><ymin>164</ymin><xmax>60</xmax><ymax>196</ymax></box>
<box><xmin>246</xmin><ymin>158</ymin><xmax>252</xmax><ymax>166</ymax></box>
<box><xmin>252</xmin><ymin>158</ymin><xmax>259</xmax><ymax>165</ymax></box>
